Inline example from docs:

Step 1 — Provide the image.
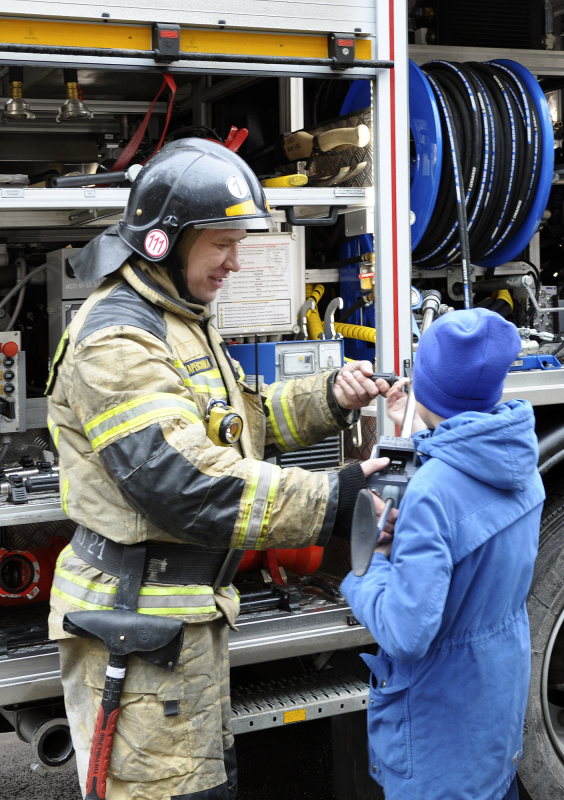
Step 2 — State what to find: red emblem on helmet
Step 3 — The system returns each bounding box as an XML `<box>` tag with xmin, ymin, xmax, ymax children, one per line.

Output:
<box><xmin>144</xmin><ymin>229</ymin><xmax>169</xmax><ymax>258</ymax></box>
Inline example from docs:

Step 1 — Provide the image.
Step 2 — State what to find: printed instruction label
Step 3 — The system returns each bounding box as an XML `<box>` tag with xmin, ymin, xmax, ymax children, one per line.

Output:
<box><xmin>213</xmin><ymin>236</ymin><xmax>297</xmax><ymax>335</ymax></box>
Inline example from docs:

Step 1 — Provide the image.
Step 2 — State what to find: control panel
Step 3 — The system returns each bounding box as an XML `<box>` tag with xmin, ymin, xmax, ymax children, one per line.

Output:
<box><xmin>229</xmin><ymin>339</ymin><xmax>344</xmax><ymax>385</ymax></box>
<box><xmin>0</xmin><ymin>331</ymin><xmax>24</xmax><ymax>433</ymax></box>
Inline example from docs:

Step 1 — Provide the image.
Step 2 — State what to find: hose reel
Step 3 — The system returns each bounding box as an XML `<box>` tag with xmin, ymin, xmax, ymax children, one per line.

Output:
<box><xmin>410</xmin><ymin>58</ymin><xmax>554</xmax><ymax>270</ymax></box>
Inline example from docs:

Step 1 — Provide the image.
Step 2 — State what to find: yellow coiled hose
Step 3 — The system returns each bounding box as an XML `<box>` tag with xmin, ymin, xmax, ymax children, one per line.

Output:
<box><xmin>305</xmin><ymin>284</ymin><xmax>376</xmax><ymax>343</ymax></box>
<box><xmin>305</xmin><ymin>284</ymin><xmax>325</xmax><ymax>340</ymax></box>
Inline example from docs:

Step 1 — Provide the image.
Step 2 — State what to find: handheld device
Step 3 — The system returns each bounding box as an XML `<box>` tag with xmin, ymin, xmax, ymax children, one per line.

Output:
<box><xmin>350</xmin><ymin>291</ymin><xmax>442</xmax><ymax>576</ymax></box>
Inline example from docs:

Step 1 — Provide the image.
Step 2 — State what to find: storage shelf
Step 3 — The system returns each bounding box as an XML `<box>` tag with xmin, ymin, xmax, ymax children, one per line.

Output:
<box><xmin>0</xmin><ymin>187</ymin><xmax>374</xmax><ymax>229</ymax></box>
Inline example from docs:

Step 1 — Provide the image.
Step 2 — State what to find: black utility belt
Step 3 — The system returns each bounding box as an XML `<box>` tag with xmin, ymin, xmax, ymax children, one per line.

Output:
<box><xmin>70</xmin><ymin>525</ymin><xmax>241</xmax><ymax>586</ymax></box>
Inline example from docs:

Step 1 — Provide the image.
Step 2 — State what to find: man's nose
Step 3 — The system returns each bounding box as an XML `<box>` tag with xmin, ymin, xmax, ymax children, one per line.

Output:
<box><xmin>225</xmin><ymin>244</ymin><xmax>242</xmax><ymax>272</ymax></box>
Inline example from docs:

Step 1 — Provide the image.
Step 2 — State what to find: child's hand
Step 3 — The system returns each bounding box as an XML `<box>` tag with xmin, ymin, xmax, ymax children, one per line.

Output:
<box><xmin>376</xmin><ymin>524</ymin><xmax>394</xmax><ymax>558</ymax></box>
<box><xmin>374</xmin><ymin>539</ymin><xmax>393</xmax><ymax>558</ymax></box>
<box><xmin>385</xmin><ymin>377</ymin><xmax>410</xmax><ymax>427</ymax></box>
<box><xmin>381</xmin><ymin>378</ymin><xmax>427</xmax><ymax>434</ymax></box>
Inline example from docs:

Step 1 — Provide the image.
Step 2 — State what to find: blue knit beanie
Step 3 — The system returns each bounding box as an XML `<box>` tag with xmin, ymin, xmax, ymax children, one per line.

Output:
<box><xmin>412</xmin><ymin>308</ymin><xmax>522</xmax><ymax>419</ymax></box>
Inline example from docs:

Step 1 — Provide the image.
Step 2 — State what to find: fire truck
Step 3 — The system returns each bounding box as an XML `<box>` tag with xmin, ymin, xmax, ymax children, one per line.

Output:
<box><xmin>0</xmin><ymin>1</ymin><xmax>563</xmax><ymax>797</ymax></box>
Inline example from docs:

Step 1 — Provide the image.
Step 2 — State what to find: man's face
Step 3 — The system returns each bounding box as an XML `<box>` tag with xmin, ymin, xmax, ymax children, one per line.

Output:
<box><xmin>179</xmin><ymin>228</ymin><xmax>246</xmax><ymax>304</ymax></box>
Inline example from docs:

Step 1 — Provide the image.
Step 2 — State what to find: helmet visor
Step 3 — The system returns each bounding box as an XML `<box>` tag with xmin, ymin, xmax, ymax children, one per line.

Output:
<box><xmin>193</xmin><ymin>216</ymin><xmax>276</xmax><ymax>232</ymax></box>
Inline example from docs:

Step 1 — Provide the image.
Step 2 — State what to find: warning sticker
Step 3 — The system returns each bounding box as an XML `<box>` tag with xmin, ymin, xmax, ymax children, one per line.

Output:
<box><xmin>284</xmin><ymin>709</ymin><xmax>307</xmax><ymax>724</ymax></box>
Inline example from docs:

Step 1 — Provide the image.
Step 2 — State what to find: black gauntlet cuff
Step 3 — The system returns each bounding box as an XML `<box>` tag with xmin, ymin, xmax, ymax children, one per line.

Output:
<box><xmin>333</xmin><ymin>462</ymin><xmax>367</xmax><ymax>540</ymax></box>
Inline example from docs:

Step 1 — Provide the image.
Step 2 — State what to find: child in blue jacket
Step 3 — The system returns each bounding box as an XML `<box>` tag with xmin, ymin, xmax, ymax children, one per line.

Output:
<box><xmin>341</xmin><ymin>307</ymin><xmax>545</xmax><ymax>800</ymax></box>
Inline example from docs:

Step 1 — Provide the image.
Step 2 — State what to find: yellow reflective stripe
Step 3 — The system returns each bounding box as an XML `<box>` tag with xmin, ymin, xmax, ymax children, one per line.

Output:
<box><xmin>60</xmin><ymin>478</ymin><xmax>69</xmax><ymax>515</ymax></box>
<box><xmin>236</xmin><ymin>464</ymin><xmax>261</xmax><ymax>547</ymax></box>
<box><xmin>90</xmin><ymin>408</ymin><xmax>203</xmax><ymax>451</ymax></box>
<box><xmin>264</xmin><ymin>383</ymin><xmax>291</xmax><ymax>452</ymax></box>
<box><xmin>236</xmin><ymin>461</ymin><xmax>280</xmax><ymax>549</ymax></box>
<box><xmin>57</xmin><ymin>550</ymin><xmax>215</xmax><ymax>597</ymax></box>
<box><xmin>185</xmin><ymin>381</ymin><xmax>228</xmax><ymax>398</ymax></box>
<box><xmin>45</xmin><ymin>326</ymin><xmax>69</xmax><ymax>395</ymax></box>
<box><xmin>54</xmin><ymin>551</ymin><xmax>220</xmax><ymax>614</ymax></box>
<box><xmin>218</xmin><ymin>585</ymin><xmax>239</xmax><ymax>601</ymax></box>
<box><xmin>51</xmin><ymin>583</ymin><xmax>113</xmax><ymax>611</ymax></box>
<box><xmin>174</xmin><ymin>359</ymin><xmax>189</xmax><ymax>377</ymax></box>
<box><xmin>52</xmin><ymin>584</ymin><xmax>216</xmax><ymax>616</ymax></box>
<box><xmin>265</xmin><ymin>382</ymin><xmax>308</xmax><ymax>450</ymax></box>
<box><xmin>255</xmin><ymin>469</ymin><xmax>280</xmax><ymax>551</ymax></box>
<box><xmin>84</xmin><ymin>393</ymin><xmax>202</xmax><ymax>451</ymax></box>
<box><xmin>184</xmin><ymin>368</ymin><xmax>228</xmax><ymax>393</ymax></box>
<box><xmin>174</xmin><ymin>359</ymin><xmax>229</xmax><ymax>396</ymax></box>
<box><xmin>57</xmin><ymin>553</ymin><xmax>117</xmax><ymax>595</ymax></box>
<box><xmin>279</xmin><ymin>383</ymin><xmax>307</xmax><ymax>447</ymax></box>
<box><xmin>47</xmin><ymin>415</ymin><xmax>60</xmax><ymax>450</ymax></box>
<box><xmin>85</xmin><ymin>392</ymin><xmax>200</xmax><ymax>432</ymax></box>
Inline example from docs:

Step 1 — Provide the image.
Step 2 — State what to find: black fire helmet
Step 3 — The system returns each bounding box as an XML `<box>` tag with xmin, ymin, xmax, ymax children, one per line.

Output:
<box><xmin>70</xmin><ymin>138</ymin><xmax>275</xmax><ymax>283</ymax></box>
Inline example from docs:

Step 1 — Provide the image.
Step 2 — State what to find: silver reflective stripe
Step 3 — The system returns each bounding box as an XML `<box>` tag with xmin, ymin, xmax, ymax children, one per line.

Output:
<box><xmin>243</xmin><ymin>461</ymin><xmax>277</xmax><ymax>549</ymax></box>
<box><xmin>137</xmin><ymin>593</ymin><xmax>216</xmax><ymax>610</ymax></box>
<box><xmin>185</xmin><ymin>369</ymin><xmax>228</xmax><ymax>397</ymax></box>
<box><xmin>174</xmin><ymin>360</ymin><xmax>227</xmax><ymax>393</ymax></box>
<box><xmin>53</xmin><ymin>562</ymin><xmax>219</xmax><ymax>614</ymax></box>
<box><xmin>52</xmin><ymin>570</ymin><xmax>115</xmax><ymax>610</ymax></box>
<box><xmin>218</xmin><ymin>585</ymin><xmax>239</xmax><ymax>602</ymax></box>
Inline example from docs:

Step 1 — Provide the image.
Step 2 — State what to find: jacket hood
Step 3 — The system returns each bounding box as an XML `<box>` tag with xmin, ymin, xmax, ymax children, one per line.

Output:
<box><xmin>414</xmin><ymin>399</ymin><xmax>539</xmax><ymax>492</ymax></box>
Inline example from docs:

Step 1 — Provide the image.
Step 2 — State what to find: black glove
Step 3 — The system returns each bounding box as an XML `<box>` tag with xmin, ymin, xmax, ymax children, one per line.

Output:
<box><xmin>332</xmin><ymin>462</ymin><xmax>367</xmax><ymax>540</ymax></box>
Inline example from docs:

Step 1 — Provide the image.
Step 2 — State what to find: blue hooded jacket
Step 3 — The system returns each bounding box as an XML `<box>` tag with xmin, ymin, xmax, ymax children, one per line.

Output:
<box><xmin>341</xmin><ymin>399</ymin><xmax>545</xmax><ymax>800</ymax></box>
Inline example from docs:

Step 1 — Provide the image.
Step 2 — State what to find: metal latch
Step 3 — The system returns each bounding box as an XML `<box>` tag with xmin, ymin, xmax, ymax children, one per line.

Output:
<box><xmin>328</xmin><ymin>33</ymin><xmax>356</xmax><ymax>69</ymax></box>
<box><xmin>152</xmin><ymin>23</ymin><xmax>181</xmax><ymax>63</ymax></box>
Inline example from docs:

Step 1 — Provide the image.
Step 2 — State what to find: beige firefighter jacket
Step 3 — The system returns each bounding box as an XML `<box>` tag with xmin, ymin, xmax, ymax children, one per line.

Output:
<box><xmin>48</xmin><ymin>257</ymin><xmax>354</xmax><ymax>637</ymax></box>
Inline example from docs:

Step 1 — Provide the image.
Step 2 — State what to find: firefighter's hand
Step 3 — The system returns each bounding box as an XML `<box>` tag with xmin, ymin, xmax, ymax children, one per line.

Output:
<box><xmin>333</xmin><ymin>361</ymin><xmax>379</xmax><ymax>410</ymax></box>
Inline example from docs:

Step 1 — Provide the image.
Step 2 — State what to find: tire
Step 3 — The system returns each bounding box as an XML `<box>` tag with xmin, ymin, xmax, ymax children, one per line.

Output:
<box><xmin>519</xmin><ymin>483</ymin><xmax>564</xmax><ymax>799</ymax></box>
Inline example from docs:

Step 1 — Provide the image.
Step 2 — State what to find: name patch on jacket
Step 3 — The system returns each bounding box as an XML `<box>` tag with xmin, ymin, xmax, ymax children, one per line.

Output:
<box><xmin>184</xmin><ymin>356</ymin><xmax>214</xmax><ymax>375</ymax></box>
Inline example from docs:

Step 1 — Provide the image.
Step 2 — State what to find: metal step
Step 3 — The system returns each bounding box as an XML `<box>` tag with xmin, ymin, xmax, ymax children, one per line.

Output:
<box><xmin>230</xmin><ymin>671</ymin><xmax>368</xmax><ymax>734</ymax></box>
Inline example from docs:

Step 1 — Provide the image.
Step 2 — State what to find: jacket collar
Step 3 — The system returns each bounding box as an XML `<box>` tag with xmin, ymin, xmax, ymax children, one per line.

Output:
<box><xmin>119</xmin><ymin>258</ymin><xmax>209</xmax><ymax>323</ymax></box>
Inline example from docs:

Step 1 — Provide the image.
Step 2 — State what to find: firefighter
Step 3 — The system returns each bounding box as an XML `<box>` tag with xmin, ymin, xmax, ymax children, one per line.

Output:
<box><xmin>46</xmin><ymin>138</ymin><xmax>391</xmax><ymax>800</ymax></box>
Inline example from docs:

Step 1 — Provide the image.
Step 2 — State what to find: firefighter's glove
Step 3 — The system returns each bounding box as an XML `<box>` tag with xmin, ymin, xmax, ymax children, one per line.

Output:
<box><xmin>333</xmin><ymin>463</ymin><xmax>368</xmax><ymax>540</ymax></box>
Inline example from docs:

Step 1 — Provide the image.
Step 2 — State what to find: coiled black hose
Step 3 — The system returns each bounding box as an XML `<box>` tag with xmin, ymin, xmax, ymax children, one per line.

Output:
<box><xmin>413</xmin><ymin>61</ymin><xmax>542</xmax><ymax>283</ymax></box>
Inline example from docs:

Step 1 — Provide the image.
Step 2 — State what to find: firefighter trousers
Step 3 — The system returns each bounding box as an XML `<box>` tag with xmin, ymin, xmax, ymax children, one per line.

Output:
<box><xmin>59</xmin><ymin>618</ymin><xmax>237</xmax><ymax>800</ymax></box>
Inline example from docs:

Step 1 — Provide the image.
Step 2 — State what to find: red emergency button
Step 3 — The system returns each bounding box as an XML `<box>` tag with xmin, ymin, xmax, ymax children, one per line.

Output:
<box><xmin>3</xmin><ymin>341</ymin><xmax>19</xmax><ymax>358</ymax></box>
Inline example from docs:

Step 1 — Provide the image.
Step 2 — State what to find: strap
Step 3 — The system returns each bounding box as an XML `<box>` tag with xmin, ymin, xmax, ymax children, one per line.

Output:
<box><xmin>111</xmin><ymin>74</ymin><xmax>177</xmax><ymax>172</ymax></box>
<box><xmin>114</xmin><ymin>543</ymin><xmax>147</xmax><ymax>612</ymax></box>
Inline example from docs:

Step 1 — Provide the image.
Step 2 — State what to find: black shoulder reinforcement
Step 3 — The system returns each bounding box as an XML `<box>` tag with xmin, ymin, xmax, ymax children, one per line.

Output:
<box><xmin>77</xmin><ymin>282</ymin><xmax>166</xmax><ymax>345</ymax></box>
